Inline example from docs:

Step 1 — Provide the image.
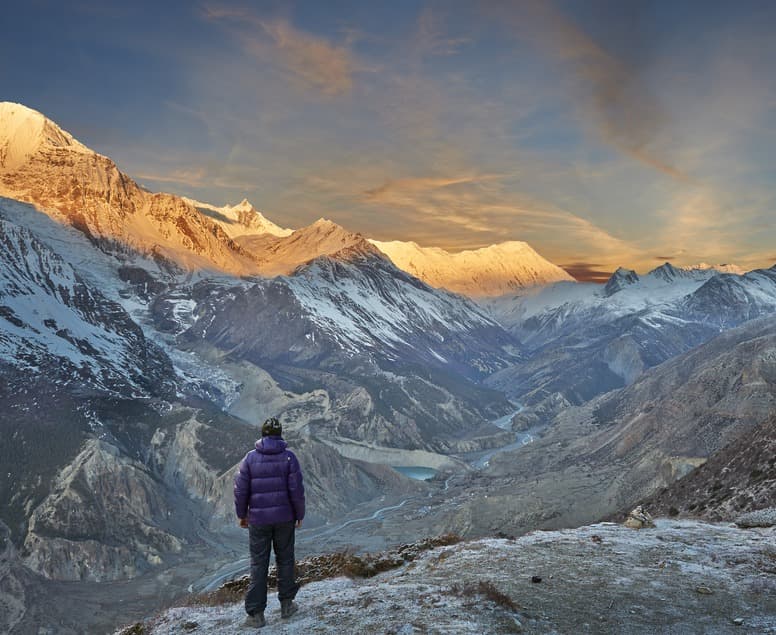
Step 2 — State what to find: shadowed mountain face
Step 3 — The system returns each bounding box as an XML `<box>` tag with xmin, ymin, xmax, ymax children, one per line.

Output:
<box><xmin>0</xmin><ymin>215</ymin><xmax>176</xmax><ymax>397</ymax></box>
<box><xmin>152</xmin><ymin>244</ymin><xmax>518</xmax><ymax>452</ymax></box>
<box><xmin>485</xmin><ymin>264</ymin><xmax>776</xmax><ymax>427</ymax></box>
<box><xmin>388</xmin><ymin>316</ymin><xmax>776</xmax><ymax>540</ymax></box>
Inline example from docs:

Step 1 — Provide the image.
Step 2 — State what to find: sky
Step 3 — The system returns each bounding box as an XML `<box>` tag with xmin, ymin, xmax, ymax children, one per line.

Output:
<box><xmin>2</xmin><ymin>0</ymin><xmax>776</xmax><ymax>280</ymax></box>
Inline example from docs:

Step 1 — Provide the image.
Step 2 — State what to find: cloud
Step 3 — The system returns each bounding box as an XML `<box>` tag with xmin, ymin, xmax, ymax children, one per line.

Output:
<box><xmin>132</xmin><ymin>165</ymin><xmax>256</xmax><ymax>192</ymax></box>
<box><xmin>203</xmin><ymin>7</ymin><xmax>356</xmax><ymax>96</ymax></box>
<box><xmin>560</xmin><ymin>262</ymin><xmax>612</xmax><ymax>283</ymax></box>
<box><xmin>657</xmin><ymin>189</ymin><xmax>729</xmax><ymax>252</ymax></box>
<box><xmin>255</xmin><ymin>19</ymin><xmax>355</xmax><ymax>96</ymax></box>
<box><xmin>413</xmin><ymin>8</ymin><xmax>471</xmax><ymax>58</ymax></box>
<box><xmin>488</xmin><ymin>0</ymin><xmax>688</xmax><ymax>181</ymax></box>
<box><xmin>300</xmin><ymin>165</ymin><xmax>642</xmax><ymax>266</ymax></box>
<box><xmin>363</xmin><ymin>174</ymin><xmax>506</xmax><ymax>202</ymax></box>
<box><xmin>134</xmin><ymin>168</ymin><xmax>208</xmax><ymax>188</ymax></box>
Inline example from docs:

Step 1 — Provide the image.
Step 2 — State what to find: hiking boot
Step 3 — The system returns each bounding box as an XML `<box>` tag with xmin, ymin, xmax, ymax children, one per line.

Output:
<box><xmin>243</xmin><ymin>612</ymin><xmax>266</xmax><ymax>628</ymax></box>
<box><xmin>280</xmin><ymin>600</ymin><xmax>298</xmax><ymax>619</ymax></box>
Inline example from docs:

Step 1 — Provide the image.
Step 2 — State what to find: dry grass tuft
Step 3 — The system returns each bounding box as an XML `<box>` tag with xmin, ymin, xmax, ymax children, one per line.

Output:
<box><xmin>190</xmin><ymin>533</ymin><xmax>463</xmax><ymax>608</ymax></box>
<box><xmin>449</xmin><ymin>579</ymin><xmax>521</xmax><ymax>612</ymax></box>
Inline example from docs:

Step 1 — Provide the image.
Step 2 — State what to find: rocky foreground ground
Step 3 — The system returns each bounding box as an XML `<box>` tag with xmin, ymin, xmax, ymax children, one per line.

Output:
<box><xmin>118</xmin><ymin>519</ymin><xmax>776</xmax><ymax>635</ymax></box>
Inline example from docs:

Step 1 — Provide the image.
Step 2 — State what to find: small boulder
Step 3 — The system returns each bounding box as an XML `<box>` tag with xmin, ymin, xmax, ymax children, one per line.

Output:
<box><xmin>623</xmin><ymin>505</ymin><xmax>655</xmax><ymax>529</ymax></box>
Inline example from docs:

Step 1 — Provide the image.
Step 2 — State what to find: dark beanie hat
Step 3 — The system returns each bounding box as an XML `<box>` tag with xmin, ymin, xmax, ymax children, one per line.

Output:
<box><xmin>261</xmin><ymin>417</ymin><xmax>282</xmax><ymax>437</ymax></box>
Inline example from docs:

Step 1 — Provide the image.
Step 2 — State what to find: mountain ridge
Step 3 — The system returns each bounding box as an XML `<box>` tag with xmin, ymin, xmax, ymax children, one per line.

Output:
<box><xmin>370</xmin><ymin>237</ymin><xmax>575</xmax><ymax>297</ymax></box>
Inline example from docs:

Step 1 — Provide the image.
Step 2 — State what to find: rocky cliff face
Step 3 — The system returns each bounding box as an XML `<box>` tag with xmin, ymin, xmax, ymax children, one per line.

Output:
<box><xmin>23</xmin><ymin>440</ymin><xmax>182</xmax><ymax>582</ymax></box>
<box><xmin>0</xmin><ymin>102</ymin><xmax>256</xmax><ymax>274</ymax></box>
<box><xmin>647</xmin><ymin>414</ymin><xmax>776</xmax><ymax>520</ymax></box>
<box><xmin>0</xmin><ymin>521</ymin><xmax>27</xmax><ymax>635</ymax></box>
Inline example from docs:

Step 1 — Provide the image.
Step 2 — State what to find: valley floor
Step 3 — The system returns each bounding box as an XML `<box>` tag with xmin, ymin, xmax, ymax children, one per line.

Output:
<box><xmin>119</xmin><ymin>519</ymin><xmax>776</xmax><ymax>635</ymax></box>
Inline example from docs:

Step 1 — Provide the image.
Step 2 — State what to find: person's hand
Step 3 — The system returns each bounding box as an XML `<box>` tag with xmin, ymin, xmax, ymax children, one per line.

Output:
<box><xmin>295</xmin><ymin>519</ymin><xmax>303</xmax><ymax>529</ymax></box>
<box><xmin>239</xmin><ymin>517</ymin><xmax>249</xmax><ymax>529</ymax></box>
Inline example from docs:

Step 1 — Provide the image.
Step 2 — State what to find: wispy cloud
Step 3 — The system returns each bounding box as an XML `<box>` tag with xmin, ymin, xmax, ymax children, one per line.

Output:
<box><xmin>560</xmin><ymin>262</ymin><xmax>612</xmax><ymax>283</ymax></box>
<box><xmin>203</xmin><ymin>6</ymin><xmax>357</xmax><ymax>96</ymax></box>
<box><xmin>134</xmin><ymin>168</ymin><xmax>208</xmax><ymax>187</ymax></box>
<box><xmin>133</xmin><ymin>166</ymin><xmax>256</xmax><ymax>192</ymax></box>
<box><xmin>296</xmin><ymin>162</ymin><xmax>641</xmax><ymax>265</ymax></box>
<box><xmin>363</xmin><ymin>174</ymin><xmax>506</xmax><ymax>202</ymax></box>
<box><xmin>488</xmin><ymin>0</ymin><xmax>688</xmax><ymax>181</ymax></box>
<box><xmin>255</xmin><ymin>19</ymin><xmax>355</xmax><ymax>96</ymax></box>
<box><xmin>413</xmin><ymin>8</ymin><xmax>471</xmax><ymax>58</ymax></box>
<box><xmin>92</xmin><ymin>2</ymin><xmax>775</xmax><ymax>275</ymax></box>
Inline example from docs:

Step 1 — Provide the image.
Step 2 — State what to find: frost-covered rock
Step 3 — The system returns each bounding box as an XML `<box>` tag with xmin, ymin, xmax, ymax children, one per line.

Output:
<box><xmin>623</xmin><ymin>505</ymin><xmax>655</xmax><ymax>529</ymax></box>
<box><xmin>117</xmin><ymin>519</ymin><xmax>776</xmax><ymax>635</ymax></box>
<box><xmin>736</xmin><ymin>508</ymin><xmax>776</xmax><ymax>528</ymax></box>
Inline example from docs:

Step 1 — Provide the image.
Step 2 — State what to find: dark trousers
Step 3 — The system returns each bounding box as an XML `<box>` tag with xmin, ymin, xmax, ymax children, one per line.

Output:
<box><xmin>245</xmin><ymin>521</ymin><xmax>299</xmax><ymax>615</ymax></box>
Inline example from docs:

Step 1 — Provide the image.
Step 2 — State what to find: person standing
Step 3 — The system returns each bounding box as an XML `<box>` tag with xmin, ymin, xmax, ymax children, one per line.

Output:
<box><xmin>234</xmin><ymin>417</ymin><xmax>305</xmax><ymax>628</ymax></box>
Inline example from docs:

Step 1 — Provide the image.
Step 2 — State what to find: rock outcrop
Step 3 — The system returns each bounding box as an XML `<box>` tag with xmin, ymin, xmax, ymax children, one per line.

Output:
<box><xmin>23</xmin><ymin>439</ymin><xmax>182</xmax><ymax>581</ymax></box>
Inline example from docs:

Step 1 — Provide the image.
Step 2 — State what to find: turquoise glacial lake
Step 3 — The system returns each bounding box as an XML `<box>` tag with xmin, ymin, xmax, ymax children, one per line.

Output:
<box><xmin>392</xmin><ymin>466</ymin><xmax>437</xmax><ymax>480</ymax></box>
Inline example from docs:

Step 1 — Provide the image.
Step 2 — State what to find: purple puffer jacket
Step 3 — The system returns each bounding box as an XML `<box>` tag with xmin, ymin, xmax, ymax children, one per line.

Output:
<box><xmin>234</xmin><ymin>436</ymin><xmax>305</xmax><ymax>525</ymax></box>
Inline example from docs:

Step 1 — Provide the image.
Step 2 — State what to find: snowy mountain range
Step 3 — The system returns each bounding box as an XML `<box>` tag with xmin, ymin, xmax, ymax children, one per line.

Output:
<box><xmin>484</xmin><ymin>260</ymin><xmax>776</xmax><ymax>428</ymax></box>
<box><xmin>0</xmin><ymin>102</ymin><xmax>572</xmax><ymax>297</ymax></box>
<box><xmin>0</xmin><ymin>102</ymin><xmax>521</xmax><ymax>592</ymax></box>
<box><xmin>154</xmin><ymin>240</ymin><xmax>517</xmax><ymax>452</ymax></box>
<box><xmin>0</xmin><ymin>103</ymin><xmax>259</xmax><ymax>275</ymax></box>
<box><xmin>369</xmin><ymin>239</ymin><xmax>574</xmax><ymax>297</ymax></box>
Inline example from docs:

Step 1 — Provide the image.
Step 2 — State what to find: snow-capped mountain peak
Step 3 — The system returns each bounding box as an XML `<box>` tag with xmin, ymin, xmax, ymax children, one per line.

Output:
<box><xmin>647</xmin><ymin>261</ymin><xmax>747</xmax><ymax>283</ymax></box>
<box><xmin>0</xmin><ymin>102</ymin><xmax>90</xmax><ymax>169</ymax></box>
<box><xmin>686</xmin><ymin>262</ymin><xmax>747</xmax><ymax>275</ymax></box>
<box><xmin>603</xmin><ymin>267</ymin><xmax>640</xmax><ymax>296</ymax></box>
<box><xmin>369</xmin><ymin>238</ymin><xmax>574</xmax><ymax>298</ymax></box>
<box><xmin>235</xmin><ymin>217</ymin><xmax>371</xmax><ymax>276</ymax></box>
<box><xmin>647</xmin><ymin>262</ymin><xmax>684</xmax><ymax>282</ymax></box>
<box><xmin>182</xmin><ymin>197</ymin><xmax>292</xmax><ymax>239</ymax></box>
<box><xmin>0</xmin><ymin>104</ymin><xmax>262</xmax><ymax>275</ymax></box>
